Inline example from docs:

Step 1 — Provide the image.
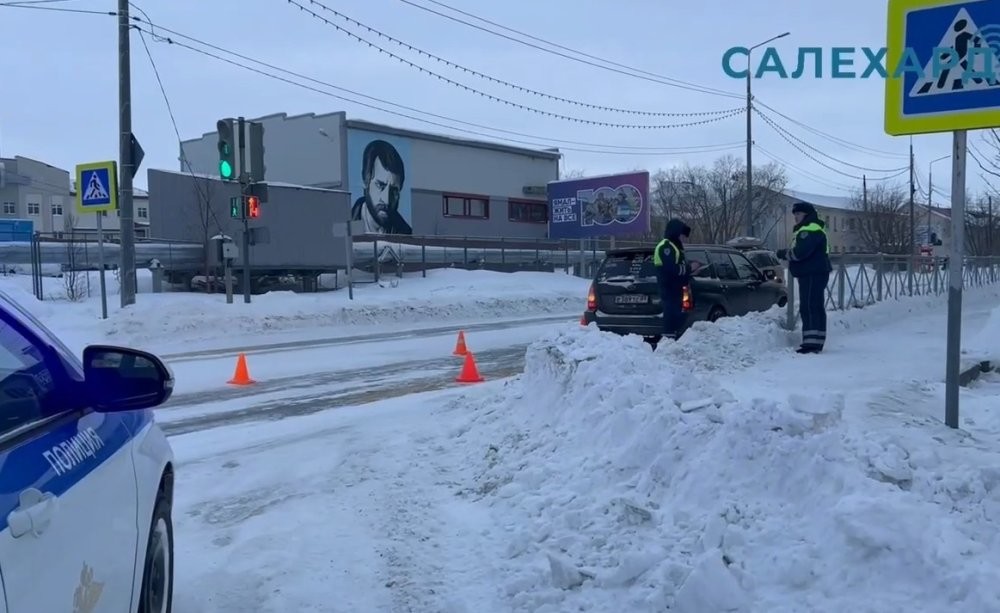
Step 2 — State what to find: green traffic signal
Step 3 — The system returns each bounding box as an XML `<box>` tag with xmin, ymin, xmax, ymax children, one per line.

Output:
<box><xmin>219</xmin><ymin>160</ymin><xmax>234</xmax><ymax>180</ymax></box>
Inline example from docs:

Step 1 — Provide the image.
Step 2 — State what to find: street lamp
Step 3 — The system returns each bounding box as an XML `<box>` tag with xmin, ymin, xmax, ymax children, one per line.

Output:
<box><xmin>927</xmin><ymin>154</ymin><xmax>949</xmax><ymax>248</ymax></box>
<box><xmin>745</xmin><ymin>31</ymin><xmax>790</xmax><ymax>239</ymax></box>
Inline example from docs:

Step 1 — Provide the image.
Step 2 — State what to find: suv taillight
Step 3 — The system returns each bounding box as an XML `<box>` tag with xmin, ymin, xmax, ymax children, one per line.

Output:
<box><xmin>586</xmin><ymin>283</ymin><xmax>597</xmax><ymax>311</ymax></box>
<box><xmin>682</xmin><ymin>285</ymin><xmax>693</xmax><ymax>311</ymax></box>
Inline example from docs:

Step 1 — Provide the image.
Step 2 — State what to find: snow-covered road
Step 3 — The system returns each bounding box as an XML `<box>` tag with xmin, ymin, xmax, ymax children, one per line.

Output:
<box><xmin>171</xmin><ymin>387</ymin><xmax>509</xmax><ymax>613</ymax></box>
<box><xmin>156</xmin><ymin>317</ymin><xmax>572</xmax><ymax>433</ymax></box>
<box><xmin>166</xmin><ymin>287</ymin><xmax>1000</xmax><ymax>612</ymax></box>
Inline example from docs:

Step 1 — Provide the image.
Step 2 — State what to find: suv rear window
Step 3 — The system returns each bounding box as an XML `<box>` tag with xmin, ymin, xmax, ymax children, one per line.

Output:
<box><xmin>597</xmin><ymin>252</ymin><xmax>656</xmax><ymax>281</ymax></box>
<box><xmin>748</xmin><ymin>252</ymin><xmax>778</xmax><ymax>268</ymax></box>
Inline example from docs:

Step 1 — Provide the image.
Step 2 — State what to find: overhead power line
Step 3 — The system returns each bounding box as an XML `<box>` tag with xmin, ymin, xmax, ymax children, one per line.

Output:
<box><xmin>754</xmin><ymin>108</ymin><xmax>909</xmax><ymax>174</ymax></box>
<box><xmin>0</xmin><ymin>1</ymin><xmax>114</xmax><ymax>14</ymax></box>
<box><xmin>756</xmin><ymin>145</ymin><xmax>855</xmax><ymax>192</ymax></box>
<box><xmin>134</xmin><ymin>24</ymin><xmax>225</xmax><ymax>234</ymax></box>
<box><xmin>754</xmin><ymin>99</ymin><xmax>909</xmax><ymax>159</ymax></box>
<box><xmin>302</xmin><ymin>0</ymin><xmax>714</xmax><ymax>118</ymax></box>
<box><xmin>129</xmin><ymin>19</ymin><xmax>743</xmax><ymax>156</ymax></box>
<box><xmin>284</xmin><ymin>0</ymin><xmax>739</xmax><ymax>129</ymax></box>
<box><xmin>396</xmin><ymin>0</ymin><xmax>741</xmax><ymax>100</ymax></box>
<box><xmin>755</xmin><ymin>109</ymin><xmax>909</xmax><ymax>182</ymax></box>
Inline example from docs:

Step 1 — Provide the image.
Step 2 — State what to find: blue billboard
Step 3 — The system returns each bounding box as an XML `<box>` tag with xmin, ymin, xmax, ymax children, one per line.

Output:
<box><xmin>548</xmin><ymin>171</ymin><xmax>650</xmax><ymax>239</ymax></box>
<box><xmin>346</xmin><ymin>128</ymin><xmax>412</xmax><ymax>235</ymax></box>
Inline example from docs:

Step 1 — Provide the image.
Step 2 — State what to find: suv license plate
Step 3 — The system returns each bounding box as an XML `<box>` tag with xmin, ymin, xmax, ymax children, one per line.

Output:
<box><xmin>615</xmin><ymin>294</ymin><xmax>649</xmax><ymax>304</ymax></box>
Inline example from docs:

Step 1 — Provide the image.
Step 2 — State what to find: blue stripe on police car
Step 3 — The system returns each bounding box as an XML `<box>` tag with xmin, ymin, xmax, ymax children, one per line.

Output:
<box><xmin>0</xmin><ymin>409</ymin><xmax>152</xmax><ymax>534</ymax></box>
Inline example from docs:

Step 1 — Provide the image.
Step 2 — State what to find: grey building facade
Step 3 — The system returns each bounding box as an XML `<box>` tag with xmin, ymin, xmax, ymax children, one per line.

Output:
<box><xmin>146</xmin><ymin>169</ymin><xmax>352</xmax><ymax>273</ymax></box>
<box><xmin>178</xmin><ymin>112</ymin><xmax>561</xmax><ymax>239</ymax></box>
<box><xmin>0</xmin><ymin>155</ymin><xmax>152</xmax><ymax>238</ymax></box>
<box><xmin>0</xmin><ymin>156</ymin><xmax>71</xmax><ymax>235</ymax></box>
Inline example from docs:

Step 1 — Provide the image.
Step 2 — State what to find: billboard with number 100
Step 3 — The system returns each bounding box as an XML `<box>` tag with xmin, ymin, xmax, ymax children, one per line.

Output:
<box><xmin>547</xmin><ymin>171</ymin><xmax>650</xmax><ymax>239</ymax></box>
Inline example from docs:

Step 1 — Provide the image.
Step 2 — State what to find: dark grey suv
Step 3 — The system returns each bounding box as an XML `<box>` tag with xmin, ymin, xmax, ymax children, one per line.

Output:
<box><xmin>581</xmin><ymin>244</ymin><xmax>788</xmax><ymax>343</ymax></box>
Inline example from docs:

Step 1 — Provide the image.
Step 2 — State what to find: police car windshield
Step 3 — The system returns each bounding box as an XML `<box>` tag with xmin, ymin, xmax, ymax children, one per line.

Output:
<box><xmin>0</xmin><ymin>292</ymin><xmax>80</xmax><ymax>370</ymax></box>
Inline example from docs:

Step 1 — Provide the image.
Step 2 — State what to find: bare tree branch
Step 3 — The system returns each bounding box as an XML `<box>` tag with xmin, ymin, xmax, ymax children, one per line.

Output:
<box><xmin>849</xmin><ymin>182</ymin><xmax>910</xmax><ymax>254</ymax></box>
<box><xmin>650</xmin><ymin>155</ymin><xmax>788</xmax><ymax>243</ymax></box>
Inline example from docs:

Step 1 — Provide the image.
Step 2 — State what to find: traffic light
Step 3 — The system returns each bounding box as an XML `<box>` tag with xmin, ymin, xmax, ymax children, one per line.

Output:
<box><xmin>229</xmin><ymin>196</ymin><xmax>241</xmax><ymax>218</ymax></box>
<box><xmin>247</xmin><ymin>195</ymin><xmax>260</xmax><ymax>218</ymax></box>
<box><xmin>217</xmin><ymin>119</ymin><xmax>237</xmax><ymax>181</ymax></box>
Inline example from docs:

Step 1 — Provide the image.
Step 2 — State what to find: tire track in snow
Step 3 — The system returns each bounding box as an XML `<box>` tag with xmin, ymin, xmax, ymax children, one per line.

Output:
<box><xmin>160</xmin><ymin>346</ymin><xmax>526</xmax><ymax>435</ymax></box>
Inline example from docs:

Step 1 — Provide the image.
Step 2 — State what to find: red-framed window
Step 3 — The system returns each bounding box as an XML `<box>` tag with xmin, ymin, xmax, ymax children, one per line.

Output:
<box><xmin>443</xmin><ymin>193</ymin><xmax>489</xmax><ymax>219</ymax></box>
<box><xmin>508</xmin><ymin>199</ymin><xmax>548</xmax><ymax>224</ymax></box>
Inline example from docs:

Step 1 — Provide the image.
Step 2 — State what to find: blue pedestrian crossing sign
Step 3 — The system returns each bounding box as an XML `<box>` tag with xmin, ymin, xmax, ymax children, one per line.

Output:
<box><xmin>74</xmin><ymin>161</ymin><xmax>118</xmax><ymax>214</ymax></box>
<box><xmin>886</xmin><ymin>0</ymin><xmax>1000</xmax><ymax>135</ymax></box>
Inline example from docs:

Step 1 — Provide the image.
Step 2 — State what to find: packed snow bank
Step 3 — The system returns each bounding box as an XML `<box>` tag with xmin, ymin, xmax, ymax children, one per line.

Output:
<box><xmin>3</xmin><ymin>269</ymin><xmax>588</xmax><ymax>350</ymax></box>
<box><xmin>447</xmin><ymin>325</ymin><xmax>1000</xmax><ymax>612</ymax></box>
<box><xmin>965</xmin><ymin>303</ymin><xmax>1000</xmax><ymax>362</ymax></box>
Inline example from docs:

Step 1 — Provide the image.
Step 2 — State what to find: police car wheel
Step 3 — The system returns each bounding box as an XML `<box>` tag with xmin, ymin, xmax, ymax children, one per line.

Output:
<box><xmin>139</xmin><ymin>496</ymin><xmax>174</xmax><ymax>613</ymax></box>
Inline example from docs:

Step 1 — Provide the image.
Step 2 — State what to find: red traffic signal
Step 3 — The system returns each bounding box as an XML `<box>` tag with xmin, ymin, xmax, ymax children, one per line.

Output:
<box><xmin>247</xmin><ymin>196</ymin><xmax>260</xmax><ymax>218</ymax></box>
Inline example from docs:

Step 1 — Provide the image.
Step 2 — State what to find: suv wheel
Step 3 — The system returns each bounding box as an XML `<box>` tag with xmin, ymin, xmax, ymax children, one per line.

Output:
<box><xmin>707</xmin><ymin>307</ymin><xmax>726</xmax><ymax>322</ymax></box>
<box><xmin>139</xmin><ymin>494</ymin><xmax>174</xmax><ymax>613</ymax></box>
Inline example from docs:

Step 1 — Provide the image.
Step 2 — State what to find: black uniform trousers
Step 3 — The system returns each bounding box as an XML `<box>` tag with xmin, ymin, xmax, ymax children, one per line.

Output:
<box><xmin>797</xmin><ymin>272</ymin><xmax>829</xmax><ymax>350</ymax></box>
<box><xmin>658</xmin><ymin>284</ymin><xmax>686</xmax><ymax>339</ymax></box>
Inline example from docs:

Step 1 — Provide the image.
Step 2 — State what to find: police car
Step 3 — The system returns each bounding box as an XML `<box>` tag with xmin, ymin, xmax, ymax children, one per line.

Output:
<box><xmin>0</xmin><ymin>290</ymin><xmax>175</xmax><ymax>612</ymax></box>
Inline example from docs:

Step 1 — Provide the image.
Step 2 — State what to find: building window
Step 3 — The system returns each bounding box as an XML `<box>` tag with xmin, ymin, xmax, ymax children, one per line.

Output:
<box><xmin>848</xmin><ymin>218</ymin><xmax>856</xmax><ymax>230</ymax></box>
<box><xmin>51</xmin><ymin>202</ymin><xmax>63</xmax><ymax>216</ymax></box>
<box><xmin>508</xmin><ymin>199</ymin><xmax>547</xmax><ymax>223</ymax></box>
<box><xmin>1</xmin><ymin>202</ymin><xmax>14</xmax><ymax>215</ymax></box>
<box><xmin>137</xmin><ymin>206</ymin><xmax>148</xmax><ymax>219</ymax></box>
<box><xmin>443</xmin><ymin>194</ymin><xmax>489</xmax><ymax>219</ymax></box>
<box><xmin>27</xmin><ymin>202</ymin><xmax>40</xmax><ymax>216</ymax></box>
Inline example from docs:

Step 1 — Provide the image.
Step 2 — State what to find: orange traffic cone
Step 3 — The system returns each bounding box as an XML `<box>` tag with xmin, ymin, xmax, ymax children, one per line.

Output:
<box><xmin>453</xmin><ymin>330</ymin><xmax>468</xmax><ymax>356</ymax></box>
<box><xmin>455</xmin><ymin>352</ymin><xmax>484</xmax><ymax>383</ymax></box>
<box><xmin>227</xmin><ymin>353</ymin><xmax>256</xmax><ymax>385</ymax></box>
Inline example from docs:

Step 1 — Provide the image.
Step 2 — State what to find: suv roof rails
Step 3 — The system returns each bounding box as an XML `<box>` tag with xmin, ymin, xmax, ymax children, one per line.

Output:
<box><xmin>605</xmin><ymin>243</ymin><xmax>732</xmax><ymax>256</ymax></box>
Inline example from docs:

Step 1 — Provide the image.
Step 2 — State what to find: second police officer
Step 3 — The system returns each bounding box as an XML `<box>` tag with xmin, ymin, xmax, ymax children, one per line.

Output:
<box><xmin>777</xmin><ymin>201</ymin><xmax>832</xmax><ymax>354</ymax></box>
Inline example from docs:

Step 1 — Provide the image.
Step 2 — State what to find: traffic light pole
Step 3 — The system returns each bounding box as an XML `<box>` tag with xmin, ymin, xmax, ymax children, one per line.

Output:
<box><xmin>238</xmin><ymin>117</ymin><xmax>251</xmax><ymax>304</ymax></box>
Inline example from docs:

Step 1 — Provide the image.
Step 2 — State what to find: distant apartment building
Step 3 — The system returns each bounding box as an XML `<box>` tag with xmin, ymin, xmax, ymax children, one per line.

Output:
<box><xmin>0</xmin><ymin>155</ymin><xmax>150</xmax><ymax>239</ymax></box>
<box><xmin>766</xmin><ymin>189</ymin><xmax>953</xmax><ymax>255</ymax></box>
<box><xmin>770</xmin><ymin>189</ymin><xmax>869</xmax><ymax>254</ymax></box>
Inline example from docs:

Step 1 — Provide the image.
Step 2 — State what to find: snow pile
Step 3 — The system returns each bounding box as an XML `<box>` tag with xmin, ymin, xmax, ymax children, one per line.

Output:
<box><xmin>2</xmin><ymin>269</ymin><xmax>588</xmax><ymax>348</ymax></box>
<box><xmin>448</xmin><ymin>326</ymin><xmax>1000</xmax><ymax>612</ymax></box>
<box><xmin>965</xmin><ymin>303</ymin><xmax>1000</xmax><ymax>361</ymax></box>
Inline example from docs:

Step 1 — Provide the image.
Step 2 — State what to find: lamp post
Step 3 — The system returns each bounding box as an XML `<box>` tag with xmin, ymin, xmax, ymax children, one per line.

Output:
<box><xmin>745</xmin><ymin>31</ymin><xmax>790</xmax><ymax>238</ymax></box>
<box><xmin>928</xmin><ymin>154</ymin><xmax>949</xmax><ymax>249</ymax></box>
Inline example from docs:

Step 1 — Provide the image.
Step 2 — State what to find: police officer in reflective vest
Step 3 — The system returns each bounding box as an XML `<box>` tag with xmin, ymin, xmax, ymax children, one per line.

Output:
<box><xmin>777</xmin><ymin>202</ymin><xmax>832</xmax><ymax>354</ymax></box>
<box><xmin>653</xmin><ymin>218</ymin><xmax>692</xmax><ymax>339</ymax></box>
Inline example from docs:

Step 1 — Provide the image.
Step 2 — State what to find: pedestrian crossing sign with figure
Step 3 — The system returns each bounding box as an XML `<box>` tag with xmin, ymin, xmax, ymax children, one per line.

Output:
<box><xmin>886</xmin><ymin>0</ymin><xmax>1000</xmax><ymax>135</ymax></box>
<box><xmin>75</xmin><ymin>161</ymin><xmax>118</xmax><ymax>214</ymax></box>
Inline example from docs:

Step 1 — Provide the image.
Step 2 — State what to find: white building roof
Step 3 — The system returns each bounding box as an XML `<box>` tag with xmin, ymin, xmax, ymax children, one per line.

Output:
<box><xmin>783</xmin><ymin>188</ymin><xmax>855</xmax><ymax>211</ymax></box>
<box><xmin>150</xmin><ymin>168</ymin><xmax>349</xmax><ymax>194</ymax></box>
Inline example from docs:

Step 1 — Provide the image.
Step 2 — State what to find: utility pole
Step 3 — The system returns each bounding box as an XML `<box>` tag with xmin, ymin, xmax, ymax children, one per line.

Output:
<box><xmin>745</xmin><ymin>65</ymin><xmax>754</xmax><ymax>239</ymax></box>
<box><xmin>990</xmin><ymin>195</ymin><xmax>994</xmax><ymax>255</ymax></box>
<box><xmin>238</xmin><ymin>117</ymin><xmax>251</xmax><ymax>304</ymax></box>
<box><xmin>118</xmin><ymin>0</ymin><xmax>136</xmax><ymax>307</ymax></box>
<box><xmin>908</xmin><ymin>139</ymin><xmax>915</xmax><ymax>295</ymax></box>
<box><xmin>908</xmin><ymin>140</ymin><xmax>916</xmax><ymax>253</ymax></box>
<box><xmin>743</xmin><ymin>31</ymin><xmax>790</xmax><ymax>239</ymax></box>
<box><xmin>928</xmin><ymin>163</ymin><xmax>933</xmax><ymax>248</ymax></box>
<box><xmin>928</xmin><ymin>155</ymin><xmax>949</xmax><ymax>254</ymax></box>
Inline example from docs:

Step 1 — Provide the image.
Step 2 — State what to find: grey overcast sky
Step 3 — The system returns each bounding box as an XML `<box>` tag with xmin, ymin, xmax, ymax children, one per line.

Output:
<box><xmin>0</xmin><ymin>0</ymin><xmax>990</xmax><ymax>199</ymax></box>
